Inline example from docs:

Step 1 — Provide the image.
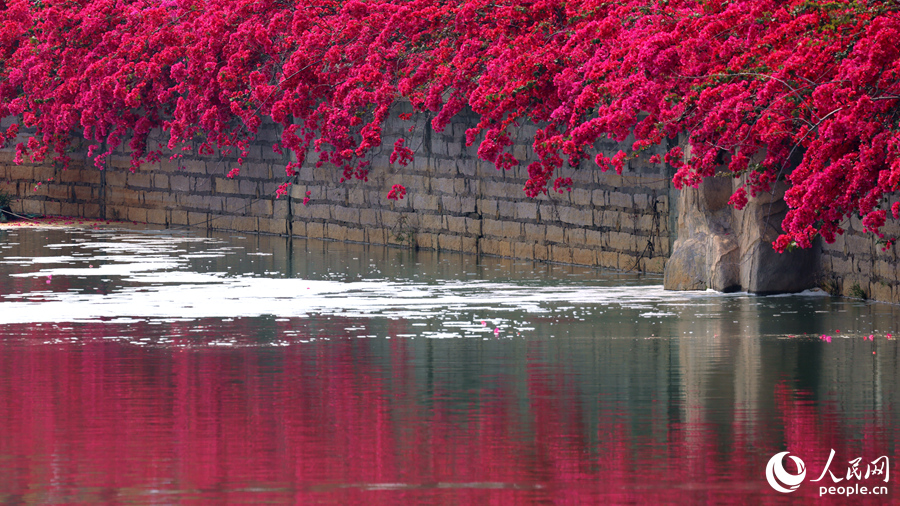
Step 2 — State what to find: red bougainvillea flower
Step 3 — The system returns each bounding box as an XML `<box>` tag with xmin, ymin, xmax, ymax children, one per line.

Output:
<box><xmin>0</xmin><ymin>0</ymin><xmax>898</xmax><ymax>251</ymax></box>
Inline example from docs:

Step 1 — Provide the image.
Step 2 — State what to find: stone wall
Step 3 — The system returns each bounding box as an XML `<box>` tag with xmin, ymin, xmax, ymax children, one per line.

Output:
<box><xmin>0</xmin><ymin>110</ymin><xmax>673</xmax><ymax>273</ymax></box>
<box><xmin>6</xmin><ymin>109</ymin><xmax>900</xmax><ymax>303</ymax></box>
<box><xmin>820</xmin><ymin>212</ymin><xmax>900</xmax><ymax>303</ymax></box>
<box><xmin>0</xmin><ymin>116</ymin><xmax>293</xmax><ymax>234</ymax></box>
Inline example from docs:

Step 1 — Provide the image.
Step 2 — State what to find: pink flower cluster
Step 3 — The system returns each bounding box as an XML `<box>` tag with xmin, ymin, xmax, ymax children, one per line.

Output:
<box><xmin>1</xmin><ymin>0</ymin><xmax>899</xmax><ymax>250</ymax></box>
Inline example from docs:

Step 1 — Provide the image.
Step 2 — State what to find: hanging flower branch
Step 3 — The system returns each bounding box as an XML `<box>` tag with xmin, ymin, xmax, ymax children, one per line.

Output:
<box><xmin>1</xmin><ymin>0</ymin><xmax>898</xmax><ymax>251</ymax></box>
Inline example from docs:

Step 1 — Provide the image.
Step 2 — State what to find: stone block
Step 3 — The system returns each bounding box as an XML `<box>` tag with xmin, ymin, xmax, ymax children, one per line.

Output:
<box><xmin>404</xmin><ymin>175</ymin><xmax>428</xmax><ymax>192</ymax></box>
<box><xmin>483</xmin><ymin>219</ymin><xmax>504</xmax><ymax>237</ymax></box>
<box><xmin>524</xmin><ymin>223</ymin><xmax>546</xmax><ymax>242</ymax></box>
<box><xmin>73</xmin><ymin>186</ymin><xmax>95</xmax><ymax>202</ymax></box>
<box><xmin>634</xmin><ymin>193</ymin><xmax>649</xmax><ymax>210</ymax></box>
<box><xmin>291</xmin><ymin>221</ymin><xmax>307</xmax><ymax>238</ymax></box>
<box><xmin>239</xmin><ymin>180</ymin><xmax>258</xmax><ymax>196</ymax></box>
<box><xmin>416</xmin><ymin>232</ymin><xmax>437</xmax><ymax>250</ymax></box>
<box><xmin>250</xmin><ymin>199</ymin><xmax>274</xmax><ymax>217</ymax></box>
<box><xmin>146</xmin><ymin>209</ymin><xmax>167</xmax><ymax>225</ymax></box>
<box><xmin>412</xmin><ymin>193</ymin><xmax>440</xmax><ymax>211</ymax></box>
<box><xmin>431</xmin><ymin>137</ymin><xmax>447</xmax><ymax>156</ymax></box>
<box><xmin>128</xmin><ymin>172</ymin><xmax>152</xmax><ymax>188</ymax></box>
<box><xmin>597</xmin><ymin>251</ymin><xmax>619</xmax><ymax>270</ymax></box>
<box><xmin>380</xmin><ymin>210</ymin><xmax>402</xmax><ymax>228</ymax></box>
<box><xmin>326</xmin><ymin>223</ymin><xmax>348</xmax><ymax>241</ymax></box>
<box><xmin>333</xmin><ymin>206</ymin><xmax>360</xmax><ymax>224</ymax></box>
<box><xmin>21</xmin><ymin>199</ymin><xmax>43</xmax><ymax>215</ymax></box>
<box><xmin>558</xmin><ymin>206</ymin><xmax>593</xmax><ymax>227</ymax></box>
<box><xmin>5</xmin><ymin>166</ymin><xmax>33</xmax><ymax>181</ymax></box>
<box><xmin>871</xmin><ymin>282</ymin><xmax>892</xmax><ymax>303</ymax></box>
<box><xmin>188</xmin><ymin>212</ymin><xmax>208</xmax><ymax>228</ymax></box>
<box><xmin>465</xmin><ymin>218</ymin><xmax>481</xmax><ymax>235</ymax></box>
<box><xmin>550</xmin><ymin>245</ymin><xmax>573</xmax><ymax>264</ymax></box>
<box><xmin>367</xmin><ymin>228</ymin><xmax>387</xmax><ymax>245</ymax></box>
<box><xmin>433</xmin><ymin>177</ymin><xmax>456</xmax><ymax>194</ymax></box>
<box><xmin>207</xmin><ymin>214</ymin><xmax>232</xmax><ymax>230</ymax></box>
<box><xmin>420</xmin><ymin>213</ymin><xmax>443</xmax><ymax>231</ymax></box>
<box><xmin>516</xmin><ymin>202</ymin><xmax>538</xmax><ymax>220</ymax></box>
<box><xmin>481</xmin><ymin>239</ymin><xmax>512</xmax><ymax>257</ymax></box>
<box><xmin>498</xmin><ymin>201</ymin><xmax>517</xmax><ymax>218</ymax></box>
<box><xmin>565</xmin><ymin>228</ymin><xmax>587</xmax><ymax>246</ymax></box>
<box><xmin>346</xmin><ymin>227</ymin><xmax>366</xmax><ymax>242</ymax></box>
<box><xmin>326</xmin><ymin>187</ymin><xmax>347</xmax><ymax>202</ymax></box>
<box><xmin>60</xmin><ymin>168</ymin><xmax>102</xmax><ymax>185</ymax></box>
<box><xmin>59</xmin><ymin>203</ymin><xmax>80</xmax><ymax>217</ymax></box>
<box><xmin>170</xmin><ymin>175</ymin><xmax>190</xmax><ymax>192</ymax></box>
<box><xmin>641</xmin><ymin>256</ymin><xmax>667</xmax><ymax>273</ymax></box>
<box><xmin>502</xmin><ymin>221</ymin><xmax>522</xmax><ymax>238</ymax></box>
<box><xmin>439</xmin><ymin>234</ymin><xmax>463</xmax><ymax>251</ymax></box>
<box><xmin>442</xmin><ymin>196</ymin><xmax>461</xmax><ymax>213</ymax></box>
<box><xmin>461</xmin><ymin>236</ymin><xmax>478</xmax><ymax>254</ymax></box>
<box><xmin>127</xmin><ymin>207</ymin><xmax>148</xmax><ymax>223</ymax></box>
<box><xmin>585</xmin><ymin>229</ymin><xmax>605</xmax><ymax>248</ymax></box>
<box><xmin>232</xmin><ymin>216</ymin><xmax>258</xmax><ymax>232</ymax></box>
<box><xmin>307</xmin><ymin>204</ymin><xmax>331</xmax><ymax>220</ymax></box>
<box><xmin>224</xmin><ymin>197</ymin><xmax>251</xmax><ymax>214</ymax></box>
<box><xmin>606</xmin><ymin>191</ymin><xmax>630</xmax><ymax>209</ymax></box>
<box><xmin>446</xmin><ymin>216</ymin><xmax>467</xmax><ymax>234</ymax></box>
<box><xmin>109</xmin><ymin>189</ymin><xmax>143</xmax><ymax>207</ymax></box>
<box><xmin>546</xmin><ymin>225</ymin><xmax>565</xmax><ymax>243</ymax></box>
<box><xmin>847</xmin><ymin>234</ymin><xmax>873</xmax><ymax>256</ymax></box>
<box><xmin>360</xmin><ymin>209</ymin><xmax>378</xmax><ymax>227</ymax></box>
<box><xmin>180</xmin><ymin>159</ymin><xmax>206</xmax><ymax>174</ymax></box>
<box><xmin>478</xmin><ymin>199</ymin><xmax>498</xmax><ymax>217</ymax></box>
<box><xmin>273</xmin><ymin>199</ymin><xmax>289</xmax><ymax>219</ymax></box>
<box><xmin>572</xmin><ymin>248</ymin><xmax>594</xmax><ymax>266</ymax></box>
<box><xmin>572</xmin><ymin>189</ymin><xmax>592</xmax><ymax>206</ymax></box>
<box><xmin>33</xmin><ymin>166</ymin><xmax>57</xmax><ymax>182</ymax></box>
<box><xmin>82</xmin><ymin>203</ymin><xmax>102</xmax><ymax>219</ymax></box>
<box><xmin>875</xmin><ymin>260</ymin><xmax>895</xmax><ymax>280</ymax></box>
<box><xmin>635</xmin><ymin>214</ymin><xmax>655</xmax><ymax>232</ymax></box>
<box><xmin>599</xmin><ymin>210</ymin><xmax>621</xmax><ymax>229</ymax></box>
<box><xmin>831</xmin><ymin>255</ymin><xmax>851</xmax><ymax>275</ymax></box>
<box><xmin>170</xmin><ymin>210</ymin><xmax>189</xmax><ymax>226</ymax></box>
<box><xmin>348</xmin><ymin>188</ymin><xmax>365</xmax><ymax>205</ymax></box>
<box><xmin>514</xmin><ymin>242</ymin><xmax>534</xmax><ymax>259</ymax></box>
<box><xmin>43</xmin><ymin>201</ymin><xmax>62</xmax><ymax>216</ymax></box>
<box><xmin>609</xmin><ymin>231</ymin><xmax>636</xmax><ymax>251</ymax></box>
<box><xmin>538</xmin><ymin>204</ymin><xmax>559</xmax><ymax>222</ymax></box>
<box><xmin>458</xmin><ymin>159</ymin><xmax>476</xmax><ymax>177</ymax></box>
<box><xmin>44</xmin><ymin>184</ymin><xmax>71</xmax><ymax>201</ymax></box>
<box><xmin>216</xmin><ymin>177</ymin><xmax>240</xmax><ymax>194</ymax></box>
<box><xmin>106</xmin><ymin>171</ymin><xmax>127</xmax><ymax>188</ymax></box>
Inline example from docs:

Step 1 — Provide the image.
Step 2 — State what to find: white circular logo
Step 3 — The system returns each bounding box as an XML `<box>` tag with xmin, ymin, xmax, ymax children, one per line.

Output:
<box><xmin>765</xmin><ymin>451</ymin><xmax>806</xmax><ymax>493</ymax></box>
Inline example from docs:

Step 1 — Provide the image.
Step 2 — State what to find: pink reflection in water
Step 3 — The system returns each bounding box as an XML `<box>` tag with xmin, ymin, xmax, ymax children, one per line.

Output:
<box><xmin>0</xmin><ymin>321</ymin><xmax>894</xmax><ymax>505</ymax></box>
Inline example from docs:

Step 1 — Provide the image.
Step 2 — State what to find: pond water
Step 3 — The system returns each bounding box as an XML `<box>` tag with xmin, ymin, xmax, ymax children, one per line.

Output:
<box><xmin>0</xmin><ymin>227</ymin><xmax>897</xmax><ymax>504</ymax></box>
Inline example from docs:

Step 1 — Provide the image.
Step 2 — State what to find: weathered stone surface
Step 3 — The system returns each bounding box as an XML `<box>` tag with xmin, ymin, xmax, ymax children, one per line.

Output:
<box><xmin>665</xmin><ymin>177</ymin><xmax>817</xmax><ymax>294</ymax></box>
<box><xmin>664</xmin><ymin>177</ymin><xmax>738</xmax><ymax>291</ymax></box>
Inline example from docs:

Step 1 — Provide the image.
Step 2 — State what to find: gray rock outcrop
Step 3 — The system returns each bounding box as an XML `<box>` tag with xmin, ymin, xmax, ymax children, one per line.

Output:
<box><xmin>664</xmin><ymin>177</ymin><xmax>818</xmax><ymax>294</ymax></box>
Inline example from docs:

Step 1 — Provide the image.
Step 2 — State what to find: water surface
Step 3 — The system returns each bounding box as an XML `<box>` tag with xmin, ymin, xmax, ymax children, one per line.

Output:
<box><xmin>0</xmin><ymin>227</ymin><xmax>897</xmax><ymax>504</ymax></box>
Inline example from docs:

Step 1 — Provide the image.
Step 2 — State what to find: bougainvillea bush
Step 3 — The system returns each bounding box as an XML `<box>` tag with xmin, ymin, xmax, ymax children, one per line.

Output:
<box><xmin>0</xmin><ymin>0</ymin><xmax>898</xmax><ymax>250</ymax></box>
